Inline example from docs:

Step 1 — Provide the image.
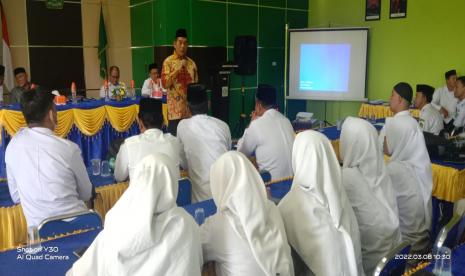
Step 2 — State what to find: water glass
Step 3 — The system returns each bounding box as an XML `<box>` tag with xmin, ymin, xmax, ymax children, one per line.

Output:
<box><xmin>194</xmin><ymin>208</ymin><xmax>205</xmax><ymax>225</ymax></box>
<box><xmin>91</xmin><ymin>158</ymin><xmax>101</xmax><ymax>175</ymax></box>
<box><xmin>336</xmin><ymin>119</ymin><xmax>342</xmax><ymax>131</ymax></box>
<box><xmin>26</xmin><ymin>226</ymin><xmax>42</xmax><ymax>254</ymax></box>
<box><xmin>370</xmin><ymin>114</ymin><xmax>377</xmax><ymax>124</ymax></box>
<box><xmin>101</xmin><ymin>160</ymin><xmax>111</xmax><ymax>177</ymax></box>
<box><xmin>433</xmin><ymin>246</ymin><xmax>452</xmax><ymax>276</ymax></box>
<box><xmin>319</xmin><ymin>120</ymin><xmax>325</xmax><ymax>130</ymax></box>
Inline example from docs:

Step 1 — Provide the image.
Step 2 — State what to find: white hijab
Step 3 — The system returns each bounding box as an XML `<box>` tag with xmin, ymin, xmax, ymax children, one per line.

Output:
<box><xmin>340</xmin><ymin>117</ymin><xmax>401</xmax><ymax>273</ymax></box>
<box><xmin>278</xmin><ymin>130</ymin><xmax>363</xmax><ymax>276</ymax></box>
<box><xmin>341</xmin><ymin>117</ymin><xmax>399</xmax><ymax>223</ymax></box>
<box><xmin>385</xmin><ymin>115</ymin><xmax>432</xmax><ymax>228</ymax></box>
<box><xmin>68</xmin><ymin>154</ymin><xmax>202</xmax><ymax>276</ymax></box>
<box><xmin>210</xmin><ymin>151</ymin><xmax>294</xmax><ymax>276</ymax></box>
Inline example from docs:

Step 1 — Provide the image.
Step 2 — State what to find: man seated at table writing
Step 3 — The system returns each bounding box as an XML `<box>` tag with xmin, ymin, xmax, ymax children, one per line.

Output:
<box><xmin>177</xmin><ymin>83</ymin><xmax>231</xmax><ymax>202</ymax></box>
<box><xmin>10</xmin><ymin>67</ymin><xmax>32</xmax><ymax>105</ymax></box>
<box><xmin>237</xmin><ymin>84</ymin><xmax>295</xmax><ymax>180</ymax></box>
<box><xmin>114</xmin><ymin>98</ymin><xmax>185</xmax><ymax>182</ymax></box>
<box><xmin>6</xmin><ymin>88</ymin><xmax>92</xmax><ymax>227</ymax></box>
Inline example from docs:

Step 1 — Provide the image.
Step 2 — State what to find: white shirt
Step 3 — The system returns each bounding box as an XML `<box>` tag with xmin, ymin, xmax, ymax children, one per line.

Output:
<box><xmin>203</xmin><ymin>151</ymin><xmax>294</xmax><ymax>276</ymax></box>
<box><xmin>114</xmin><ymin>128</ymin><xmax>185</xmax><ymax>182</ymax></box>
<box><xmin>141</xmin><ymin>77</ymin><xmax>163</xmax><ymax>97</ymax></box>
<box><xmin>68</xmin><ymin>154</ymin><xmax>203</xmax><ymax>276</ymax></box>
<box><xmin>385</xmin><ymin>113</ymin><xmax>432</xmax><ymax>252</ymax></box>
<box><xmin>453</xmin><ymin>99</ymin><xmax>465</xmax><ymax>128</ymax></box>
<box><xmin>177</xmin><ymin>114</ymin><xmax>231</xmax><ymax>202</ymax></box>
<box><xmin>237</xmin><ymin>109</ymin><xmax>294</xmax><ymax>180</ymax></box>
<box><xmin>6</xmin><ymin>127</ymin><xmax>92</xmax><ymax>227</ymax></box>
<box><xmin>419</xmin><ymin>103</ymin><xmax>444</xmax><ymax>135</ymax></box>
<box><xmin>99</xmin><ymin>82</ymin><xmax>121</xmax><ymax>98</ymax></box>
<box><xmin>431</xmin><ymin>85</ymin><xmax>458</xmax><ymax>123</ymax></box>
<box><xmin>341</xmin><ymin>117</ymin><xmax>401</xmax><ymax>275</ymax></box>
<box><xmin>279</xmin><ymin>131</ymin><xmax>363</xmax><ymax>276</ymax></box>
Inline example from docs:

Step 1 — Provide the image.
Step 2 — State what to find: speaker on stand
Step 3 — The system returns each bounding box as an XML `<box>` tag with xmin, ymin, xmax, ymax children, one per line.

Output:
<box><xmin>233</xmin><ymin>35</ymin><xmax>257</xmax><ymax>137</ymax></box>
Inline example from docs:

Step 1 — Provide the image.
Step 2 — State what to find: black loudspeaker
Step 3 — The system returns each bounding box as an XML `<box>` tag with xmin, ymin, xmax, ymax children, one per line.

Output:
<box><xmin>234</xmin><ymin>36</ymin><xmax>257</xmax><ymax>75</ymax></box>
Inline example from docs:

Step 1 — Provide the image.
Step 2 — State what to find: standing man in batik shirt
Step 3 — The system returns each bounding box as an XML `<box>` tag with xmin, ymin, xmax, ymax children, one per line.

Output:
<box><xmin>162</xmin><ymin>28</ymin><xmax>198</xmax><ymax>136</ymax></box>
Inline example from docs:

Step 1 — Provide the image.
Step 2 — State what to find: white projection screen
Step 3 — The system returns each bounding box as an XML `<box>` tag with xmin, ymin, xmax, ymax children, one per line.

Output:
<box><xmin>288</xmin><ymin>28</ymin><xmax>368</xmax><ymax>101</ymax></box>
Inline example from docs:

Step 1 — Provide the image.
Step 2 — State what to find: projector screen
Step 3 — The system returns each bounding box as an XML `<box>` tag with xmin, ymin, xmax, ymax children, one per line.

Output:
<box><xmin>288</xmin><ymin>28</ymin><xmax>368</xmax><ymax>101</ymax></box>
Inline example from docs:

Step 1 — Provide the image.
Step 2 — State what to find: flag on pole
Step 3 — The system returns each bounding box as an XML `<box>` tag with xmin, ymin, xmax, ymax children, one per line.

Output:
<box><xmin>98</xmin><ymin>4</ymin><xmax>108</xmax><ymax>79</ymax></box>
<box><xmin>0</xmin><ymin>1</ymin><xmax>14</xmax><ymax>91</ymax></box>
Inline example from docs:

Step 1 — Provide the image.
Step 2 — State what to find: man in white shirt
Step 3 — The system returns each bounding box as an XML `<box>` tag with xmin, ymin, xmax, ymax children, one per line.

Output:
<box><xmin>99</xmin><ymin>66</ymin><xmax>122</xmax><ymax>98</ymax></box>
<box><xmin>177</xmin><ymin>83</ymin><xmax>231</xmax><ymax>202</ymax></box>
<box><xmin>141</xmin><ymin>63</ymin><xmax>163</xmax><ymax>98</ymax></box>
<box><xmin>432</xmin><ymin>69</ymin><xmax>458</xmax><ymax>131</ymax></box>
<box><xmin>452</xmin><ymin>76</ymin><xmax>465</xmax><ymax>136</ymax></box>
<box><xmin>383</xmin><ymin>82</ymin><xmax>432</xmax><ymax>256</ymax></box>
<box><xmin>114</xmin><ymin>98</ymin><xmax>185</xmax><ymax>182</ymax></box>
<box><xmin>415</xmin><ymin>84</ymin><xmax>444</xmax><ymax>135</ymax></box>
<box><xmin>237</xmin><ymin>84</ymin><xmax>295</xmax><ymax>180</ymax></box>
<box><xmin>6</xmin><ymin>88</ymin><xmax>92</xmax><ymax>227</ymax></box>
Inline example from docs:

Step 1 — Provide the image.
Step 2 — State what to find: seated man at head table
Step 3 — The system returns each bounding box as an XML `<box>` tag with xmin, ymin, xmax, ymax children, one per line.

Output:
<box><xmin>451</xmin><ymin>76</ymin><xmax>465</xmax><ymax>136</ymax></box>
<box><xmin>431</xmin><ymin>69</ymin><xmax>458</xmax><ymax>132</ymax></box>
<box><xmin>237</xmin><ymin>84</ymin><xmax>295</xmax><ymax>181</ymax></box>
<box><xmin>99</xmin><ymin>65</ymin><xmax>123</xmax><ymax>99</ymax></box>
<box><xmin>141</xmin><ymin>63</ymin><xmax>164</xmax><ymax>98</ymax></box>
<box><xmin>415</xmin><ymin>84</ymin><xmax>444</xmax><ymax>135</ymax></box>
<box><xmin>177</xmin><ymin>83</ymin><xmax>231</xmax><ymax>202</ymax></box>
<box><xmin>6</xmin><ymin>87</ymin><xmax>92</xmax><ymax>227</ymax></box>
<box><xmin>10</xmin><ymin>67</ymin><xmax>34</xmax><ymax>104</ymax></box>
<box><xmin>114</xmin><ymin>97</ymin><xmax>186</xmax><ymax>182</ymax></box>
<box><xmin>382</xmin><ymin>82</ymin><xmax>432</xmax><ymax>258</ymax></box>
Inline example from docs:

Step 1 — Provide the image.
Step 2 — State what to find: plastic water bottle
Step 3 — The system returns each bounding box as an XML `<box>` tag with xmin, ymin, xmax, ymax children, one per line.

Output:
<box><xmin>130</xmin><ymin>80</ymin><xmax>136</xmax><ymax>100</ymax></box>
<box><xmin>71</xmin><ymin>81</ymin><xmax>77</xmax><ymax>104</ymax></box>
<box><xmin>104</xmin><ymin>80</ymin><xmax>110</xmax><ymax>102</ymax></box>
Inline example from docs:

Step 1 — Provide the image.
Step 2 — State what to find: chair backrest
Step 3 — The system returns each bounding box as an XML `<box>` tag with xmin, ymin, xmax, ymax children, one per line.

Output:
<box><xmin>373</xmin><ymin>241</ymin><xmax>411</xmax><ymax>276</ymax></box>
<box><xmin>435</xmin><ymin>212</ymin><xmax>465</xmax><ymax>249</ymax></box>
<box><xmin>177</xmin><ymin>177</ymin><xmax>192</xmax><ymax>206</ymax></box>
<box><xmin>38</xmin><ymin>209</ymin><xmax>102</xmax><ymax>239</ymax></box>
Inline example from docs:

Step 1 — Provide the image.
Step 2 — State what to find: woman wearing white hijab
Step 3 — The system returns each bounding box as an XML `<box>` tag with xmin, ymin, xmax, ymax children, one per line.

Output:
<box><xmin>384</xmin><ymin>115</ymin><xmax>432</xmax><ymax>253</ymax></box>
<box><xmin>201</xmin><ymin>151</ymin><xmax>294</xmax><ymax>276</ymax></box>
<box><xmin>67</xmin><ymin>153</ymin><xmax>203</xmax><ymax>276</ymax></box>
<box><xmin>340</xmin><ymin>117</ymin><xmax>402</xmax><ymax>275</ymax></box>
<box><xmin>278</xmin><ymin>130</ymin><xmax>364</xmax><ymax>276</ymax></box>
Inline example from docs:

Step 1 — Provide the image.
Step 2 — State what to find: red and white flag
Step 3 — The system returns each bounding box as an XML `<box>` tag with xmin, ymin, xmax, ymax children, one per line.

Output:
<box><xmin>1</xmin><ymin>2</ymin><xmax>14</xmax><ymax>91</ymax></box>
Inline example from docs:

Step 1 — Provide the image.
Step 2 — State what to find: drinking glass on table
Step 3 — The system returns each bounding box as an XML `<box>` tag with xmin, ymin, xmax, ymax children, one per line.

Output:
<box><xmin>194</xmin><ymin>208</ymin><xmax>205</xmax><ymax>225</ymax></box>
<box><xmin>26</xmin><ymin>226</ymin><xmax>42</xmax><ymax>254</ymax></box>
<box><xmin>101</xmin><ymin>160</ymin><xmax>111</xmax><ymax>177</ymax></box>
<box><xmin>336</xmin><ymin>119</ymin><xmax>342</xmax><ymax>131</ymax></box>
<box><xmin>433</xmin><ymin>246</ymin><xmax>452</xmax><ymax>276</ymax></box>
<box><xmin>91</xmin><ymin>159</ymin><xmax>101</xmax><ymax>175</ymax></box>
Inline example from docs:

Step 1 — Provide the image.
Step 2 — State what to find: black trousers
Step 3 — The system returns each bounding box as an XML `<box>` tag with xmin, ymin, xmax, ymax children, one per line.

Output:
<box><xmin>167</xmin><ymin>119</ymin><xmax>181</xmax><ymax>136</ymax></box>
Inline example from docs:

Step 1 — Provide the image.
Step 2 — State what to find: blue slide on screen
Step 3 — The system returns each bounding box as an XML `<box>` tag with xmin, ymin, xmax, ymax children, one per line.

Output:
<box><xmin>299</xmin><ymin>44</ymin><xmax>351</xmax><ymax>92</ymax></box>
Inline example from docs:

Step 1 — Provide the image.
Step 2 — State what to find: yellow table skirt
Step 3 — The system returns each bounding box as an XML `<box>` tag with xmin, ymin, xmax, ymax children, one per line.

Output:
<box><xmin>358</xmin><ymin>103</ymin><xmax>420</xmax><ymax>119</ymax></box>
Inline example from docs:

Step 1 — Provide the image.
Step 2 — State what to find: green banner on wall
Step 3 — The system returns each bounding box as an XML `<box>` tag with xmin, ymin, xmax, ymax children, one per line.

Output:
<box><xmin>46</xmin><ymin>0</ymin><xmax>64</xmax><ymax>10</ymax></box>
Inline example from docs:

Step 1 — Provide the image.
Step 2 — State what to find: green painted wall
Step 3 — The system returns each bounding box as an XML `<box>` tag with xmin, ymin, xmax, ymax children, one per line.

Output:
<box><xmin>308</xmin><ymin>0</ymin><xmax>465</xmax><ymax>124</ymax></box>
<box><xmin>130</xmin><ymin>0</ymin><xmax>308</xmax><ymax>134</ymax></box>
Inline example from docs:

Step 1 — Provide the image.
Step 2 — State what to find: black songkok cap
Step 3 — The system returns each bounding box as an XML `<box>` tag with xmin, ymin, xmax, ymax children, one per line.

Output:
<box><xmin>393</xmin><ymin>82</ymin><xmax>413</xmax><ymax>103</ymax></box>
<box><xmin>187</xmin><ymin>83</ymin><xmax>207</xmax><ymax>105</ymax></box>
<box><xmin>175</xmin><ymin>28</ymin><xmax>188</xmax><ymax>39</ymax></box>
<box><xmin>14</xmin><ymin>67</ymin><xmax>26</xmax><ymax>76</ymax></box>
<box><xmin>148</xmin><ymin>63</ymin><xmax>158</xmax><ymax>72</ymax></box>
<box><xmin>256</xmin><ymin>84</ymin><xmax>277</xmax><ymax>106</ymax></box>
<box><xmin>445</xmin><ymin>69</ymin><xmax>457</xmax><ymax>79</ymax></box>
<box><xmin>139</xmin><ymin>98</ymin><xmax>162</xmax><ymax>114</ymax></box>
